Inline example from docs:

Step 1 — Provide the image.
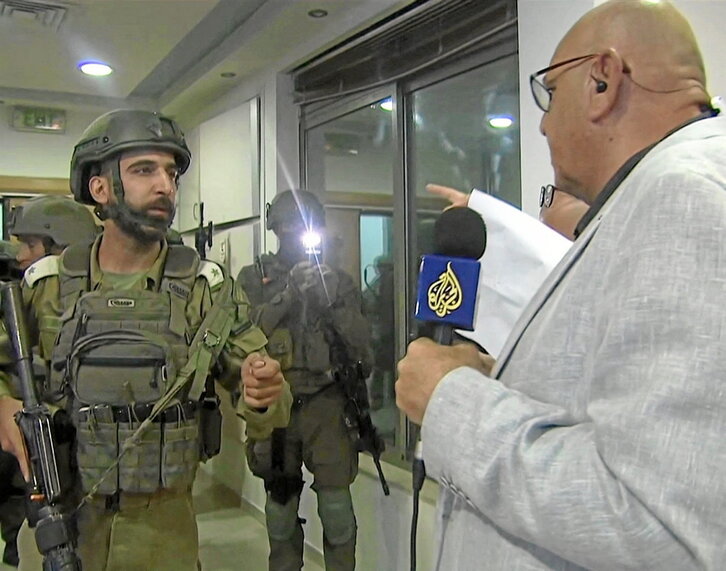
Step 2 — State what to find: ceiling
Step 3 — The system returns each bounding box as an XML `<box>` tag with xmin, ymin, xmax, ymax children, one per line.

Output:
<box><xmin>0</xmin><ymin>0</ymin><xmax>417</xmax><ymax>121</ymax></box>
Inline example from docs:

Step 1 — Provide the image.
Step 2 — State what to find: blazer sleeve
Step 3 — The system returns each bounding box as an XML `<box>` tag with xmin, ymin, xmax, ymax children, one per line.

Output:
<box><xmin>422</xmin><ymin>170</ymin><xmax>726</xmax><ymax>569</ymax></box>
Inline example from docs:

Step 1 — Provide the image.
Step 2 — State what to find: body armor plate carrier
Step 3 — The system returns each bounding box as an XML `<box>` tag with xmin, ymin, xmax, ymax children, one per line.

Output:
<box><xmin>39</xmin><ymin>243</ymin><xmax>231</xmax><ymax>495</ymax></box>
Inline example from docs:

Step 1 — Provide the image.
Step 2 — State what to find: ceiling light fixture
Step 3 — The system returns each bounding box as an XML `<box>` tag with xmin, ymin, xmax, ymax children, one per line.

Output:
<box><xmin>380</xmin><ymin>98</ymin><xmax>393</xmax><ymax>112</ymax></box>
<box><xmin>487</xmin><ymin>115</ymin><xmax>514</xmax><ymax>129</ymax></box>
<box><xmin>308</xmin><ymin>9</ymin><xmax>328</xmax><ymax>18</ymax></box>
<box><xmin>78</xmin><ymin>61</ymin><xmax>113</xmax><ymax>77</ymax></box>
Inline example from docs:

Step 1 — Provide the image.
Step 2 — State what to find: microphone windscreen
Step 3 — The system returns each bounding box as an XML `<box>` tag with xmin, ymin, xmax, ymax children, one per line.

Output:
<box><xmin>434</xmin><ymin>207</ymin><xmax>487</xmax><ymax>260</ymax></box>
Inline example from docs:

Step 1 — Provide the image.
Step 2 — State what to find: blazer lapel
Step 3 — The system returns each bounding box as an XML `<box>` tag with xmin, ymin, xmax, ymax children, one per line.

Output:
<box><xmin>492</xmin><ymin>211</ymin><xmax>604</xmax><ymax>378</ymax></box>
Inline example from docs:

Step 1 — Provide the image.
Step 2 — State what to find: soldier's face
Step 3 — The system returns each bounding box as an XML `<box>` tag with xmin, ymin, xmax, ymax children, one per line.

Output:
<box><xmin>92</xmin><ymin>150</ymin><xmax>179</xmax><ymax>244</ymax></box>
<box><xmin>16</xmin><ymin>235</ymin><xmax>46</xmax><ymax>271</ymax></box>
<box><xmin>118</xmin><ymin>150</ymin><xmax>178</xmax><ymax>224</ymax></box>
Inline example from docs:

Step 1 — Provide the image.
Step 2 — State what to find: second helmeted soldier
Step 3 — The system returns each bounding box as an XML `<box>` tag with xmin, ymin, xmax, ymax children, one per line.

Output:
<box><xmin>238</xmin><ymin>190</ymin><xmax>372</xmax><ymax>571</ymax></box>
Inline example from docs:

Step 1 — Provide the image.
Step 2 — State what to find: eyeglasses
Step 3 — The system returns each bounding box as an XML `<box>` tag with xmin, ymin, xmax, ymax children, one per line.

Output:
<box><xmin>529</xmin><ymin>54</ymin><xmax>598</xmax><ymax>112</ymax></box>
<box><xmin>539</xmin><ymin>184</ymin><xmax>557</xmax><ymax>208</ymax></box>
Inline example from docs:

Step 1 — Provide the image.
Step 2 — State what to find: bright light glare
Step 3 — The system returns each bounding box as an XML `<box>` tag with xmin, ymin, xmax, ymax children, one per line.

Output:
<box><xmin>301</xmin><ymin>230</ymin><xmax>322</xmax><ymax>254</ymax></box>
<box><xmin>488</xmin><ymin>115</ymin><xmax>513</xmax><ymax>129</ymax></box>
<box><xmin>78</xmin><ymin>61</ymin><xmax>113</xmax><ymax>76</ymax></box>
<box><xmin>380</xmin><ymin>98</ymin><xmax>393</xmax><ymax>112</ymax></box>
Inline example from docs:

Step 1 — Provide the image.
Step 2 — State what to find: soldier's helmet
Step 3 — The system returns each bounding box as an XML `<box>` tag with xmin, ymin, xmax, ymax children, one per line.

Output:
<box><xmin>8</xmin><ymin>196</ymin><xmax>98</xmax><ymax>247</ymax></box>
<box><xmin>70</xmin><ymin>109</ymin><xmax>191</xmax><ymax>205</ymax></box>
<box><xmin>266</xmin><ymin>190</ymin><xmax>325</xmax><ymax>232</ymax></box>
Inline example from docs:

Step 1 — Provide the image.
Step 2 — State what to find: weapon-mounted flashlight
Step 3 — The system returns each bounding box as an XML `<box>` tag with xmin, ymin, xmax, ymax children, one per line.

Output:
<box><xmin>301</xmin><ymin>229</ymin><xmax>322</xmax><ymax>256</ymax></box>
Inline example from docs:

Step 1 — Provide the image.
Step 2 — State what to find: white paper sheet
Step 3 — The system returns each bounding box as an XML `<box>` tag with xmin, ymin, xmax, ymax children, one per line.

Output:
<box><xmin>456</xmin><ymin>190</ymin><xmax>572</xmax><ymax>358</ymax></box>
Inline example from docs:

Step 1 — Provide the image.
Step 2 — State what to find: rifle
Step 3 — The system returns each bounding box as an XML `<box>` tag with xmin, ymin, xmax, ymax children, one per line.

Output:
<box><xmin>195</xmin><ymin>202</ymin><xmax>213</xmax><ymax>259</ymax></box>
<box><xmin>335</xmin><ymin>362</ymin><xmax>390</xmax><ymax>496</ymax></box>
<box><xmin>1</xmin><ymin>282</ymin><xmax>81</xmax><ymax>570</ymax></box>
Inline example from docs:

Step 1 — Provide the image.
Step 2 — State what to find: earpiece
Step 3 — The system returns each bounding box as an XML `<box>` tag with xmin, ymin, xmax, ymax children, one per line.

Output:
<box><xmin>596</xmin><ymin>80</ymin><xmax>608</xmax><ymax>93</ymax></box>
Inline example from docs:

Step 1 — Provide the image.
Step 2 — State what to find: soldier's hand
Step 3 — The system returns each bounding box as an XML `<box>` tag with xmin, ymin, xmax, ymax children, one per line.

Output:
<box><xmin>288</xmin><ymin>261</ymin><xmax>338</xmax><ymax>306</ymax></box>
<box><xmin>241</xmin><ymin>352</ymin><xmax>285</xmax><ymax>409</ymax></box>
<box><xmin>0</xmin><ymin>396</ymin><xmax>29</xmax><ymax>480</ymax></box>
<box><xmin>288</xmin><ymin>261</ymin><xmax>316</xmax><ymax>296</ymax></box>
<box><xmin>395</xmin><ymin>338</ymin><xmax>488</xmax><ymax>425</ymax></box>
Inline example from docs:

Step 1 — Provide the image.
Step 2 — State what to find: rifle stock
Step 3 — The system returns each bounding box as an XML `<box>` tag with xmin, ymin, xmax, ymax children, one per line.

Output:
<box><xmin>1</xmin><ymin>282</ymin><xmax>81</xmax><ymax>570</ymax></box>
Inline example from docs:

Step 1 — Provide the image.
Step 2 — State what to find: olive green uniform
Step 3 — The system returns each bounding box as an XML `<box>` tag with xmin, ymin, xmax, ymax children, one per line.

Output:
<box><xmin>238</xmin><ymin>253</ymin><xmax>371</xmax><ymax>571</ymax></box>
<box><xmin>2</xmin><ymin>236</ymin><xmax>291</xmax><ymax>571</ymax></box>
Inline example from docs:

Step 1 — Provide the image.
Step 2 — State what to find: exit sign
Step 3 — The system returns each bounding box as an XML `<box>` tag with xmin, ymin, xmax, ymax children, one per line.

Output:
<box><xmin>11</xmin><ymin>106</ymin><xmax>66</xmax><ymax>134</ymax></box>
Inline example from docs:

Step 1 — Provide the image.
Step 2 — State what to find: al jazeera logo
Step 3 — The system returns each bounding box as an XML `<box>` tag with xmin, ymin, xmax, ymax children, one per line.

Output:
<box><xmin>427</xmin><ymin>262</ymin><xmax>463</xmax><ymax>317</ymax></box>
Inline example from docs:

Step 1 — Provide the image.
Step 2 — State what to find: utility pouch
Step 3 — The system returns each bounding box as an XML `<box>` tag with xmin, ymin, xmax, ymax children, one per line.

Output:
<box><xmin>199</xmin><ymin>394</ymin><xmax>222</xmax><ymax>461</ymax></box>
<box><xmin>65</xmin><ymin>330</ymin><xmax>175</xmax><ymax>406</ymax></box>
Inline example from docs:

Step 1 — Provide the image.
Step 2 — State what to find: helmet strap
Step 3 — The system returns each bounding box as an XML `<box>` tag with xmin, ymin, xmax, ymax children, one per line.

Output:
<box><xmin>98</xmin><ymin>157</ymin><xmax>173</xmax><ymax>244</ymax></box>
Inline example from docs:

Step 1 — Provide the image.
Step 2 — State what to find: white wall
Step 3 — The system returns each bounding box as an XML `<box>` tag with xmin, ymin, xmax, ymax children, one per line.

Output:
<box><xmin>518</xmin><ymin>0</ymin><xmax>726</xmax><ymax>218</ymax></box>
<box><xmin>0</xmin><ymin>107</ymin><xmax>100</xmax><ymax>179</ymax></box>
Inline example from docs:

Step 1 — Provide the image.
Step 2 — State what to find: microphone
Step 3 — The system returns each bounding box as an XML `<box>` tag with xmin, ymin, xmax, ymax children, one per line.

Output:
<box><xmin>415</xmin><ymin>207</ymin><xmax>487</xmax><ymax>343</ymax></box>
<box><xmin>409</xmin><ymin>206</ymin><xmax>487</xmax><ymax>570</ymax></box>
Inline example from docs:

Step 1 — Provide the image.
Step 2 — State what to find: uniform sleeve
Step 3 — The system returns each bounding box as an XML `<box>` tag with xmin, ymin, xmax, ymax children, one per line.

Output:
<box><xmin>422</xmin><ymin>172</ymin><xmax>726</xmax><ymax>569</ymax></box>
<box><xmin>199</xmin><ymin>276</ymin><xmax>291</xmax><ymax>436</ymax></box>
<box><xmin>235</xmin><ymin>388</ymin><xmax>292</xmax><ymax>441</ymax></box>
<box><xmin>324</xmin><ymin>271</ymin><xmax>373</xmax><ymax>370</ymax></box>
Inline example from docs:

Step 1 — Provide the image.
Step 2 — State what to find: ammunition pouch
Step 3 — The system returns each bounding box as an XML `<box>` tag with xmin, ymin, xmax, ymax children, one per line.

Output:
<box><xmin>74</xmin><ymin>402</ymin><xmax>199</xmax><ymax>495</ymax></box>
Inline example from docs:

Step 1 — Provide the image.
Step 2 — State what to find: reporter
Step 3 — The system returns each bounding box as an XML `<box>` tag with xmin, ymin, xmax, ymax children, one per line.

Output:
<box><xmin>397</xmin><ymin>1</ymin><xmax>726</xmax><ymax>568</ymax></box>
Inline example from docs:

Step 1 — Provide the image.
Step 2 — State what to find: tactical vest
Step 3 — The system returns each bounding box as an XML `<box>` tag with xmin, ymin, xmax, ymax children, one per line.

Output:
<box><xmin>240</xmin><ymin>254</ymin><xmax>334</xmax><ymax>393</ymax></box>
<box><xmin>27</xmin><ymin>243</ymin><xmax>231</xmax><ymax>496</ymax></box>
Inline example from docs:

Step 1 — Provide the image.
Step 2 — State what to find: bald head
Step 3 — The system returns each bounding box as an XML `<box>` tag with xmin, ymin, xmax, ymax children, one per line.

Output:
<box><xmin>560</xmin><ymin>0</ymin><xmax>708</xmax><ymax>100</ymax></box>
<box><xmin>539</xmin><ymin>1</ymin><xmax>711</xmax><ymax>203</ymax></box>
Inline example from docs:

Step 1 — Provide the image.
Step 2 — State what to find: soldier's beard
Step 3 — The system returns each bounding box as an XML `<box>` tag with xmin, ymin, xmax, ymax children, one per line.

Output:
<box><xmin>106</xmin><ymin>197</ymin><xmax>176</xmax><ymax>245</ymax></box>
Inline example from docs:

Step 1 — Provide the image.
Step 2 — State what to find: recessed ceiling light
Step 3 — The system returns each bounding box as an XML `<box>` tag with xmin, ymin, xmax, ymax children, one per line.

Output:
<box><xmin>78</xmin><ymin>61</ymin><xmax>113</xmax><ymax>76</ymax></box>
<box><xmin>488</xmin><ymin>115</ymin><xmax>514</xmax><ymax>129</ymax></box>
<box><xmin>220</xmin><ymin>72</ymin><xmax>237</xmax><ymax>78</ymax></box>
<box><xmin>379</xmin><ymin>98</ymin><xmax>393</xmax><ymax>112</ymax></box>
<box><xmin>308</xmin><ymin>9</ymin><xmax>328</xmax><ymax>18</ymax></box>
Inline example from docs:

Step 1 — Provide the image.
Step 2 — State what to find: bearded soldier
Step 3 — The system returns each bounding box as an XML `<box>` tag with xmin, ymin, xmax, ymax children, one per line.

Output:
<box><xmin>0</xmin><ymin>109</ymin><xmax>291</xmax><ymax>571</ymax></box>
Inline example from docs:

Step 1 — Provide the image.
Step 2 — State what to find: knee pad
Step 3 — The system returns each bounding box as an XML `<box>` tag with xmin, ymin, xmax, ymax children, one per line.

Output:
<box><xmin>265</xmin><ymin>495</ymin><xmax>300</xmax><ymax>541</ymax></box>
<box><xmin>316</xmin><ymin>488</ymin><xmax>356</xmax><ymax>546</ymax></box>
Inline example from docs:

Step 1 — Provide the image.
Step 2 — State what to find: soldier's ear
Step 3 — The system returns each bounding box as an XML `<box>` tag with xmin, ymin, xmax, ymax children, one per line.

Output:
<box><xmin>88</xmin><ymin>174</ymin><xmax>111</xmax><ymax>206</ymax></box>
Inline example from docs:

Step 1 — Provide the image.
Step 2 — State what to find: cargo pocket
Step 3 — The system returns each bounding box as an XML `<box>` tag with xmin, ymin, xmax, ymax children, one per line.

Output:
<box><xmin>117</xmin><ymin>422</ymin><xmax>162</xmax><ymax>494</ymax></box>
<box><xmin>161</xmin><ymin>419</ymin><xmax>199</xmax><ymax>491</ymax></box>
<box><xmin>76</xmin><ymin>421</ymin><xmax>119</xmax><ymax>495</ymax></box>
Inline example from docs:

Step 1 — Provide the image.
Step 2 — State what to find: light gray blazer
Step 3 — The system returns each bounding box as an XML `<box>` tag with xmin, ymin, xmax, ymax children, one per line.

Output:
<box><xmin>422</xmin><ymin>115</ymin><xmax>726</xmax><ymax>570</ymax></box>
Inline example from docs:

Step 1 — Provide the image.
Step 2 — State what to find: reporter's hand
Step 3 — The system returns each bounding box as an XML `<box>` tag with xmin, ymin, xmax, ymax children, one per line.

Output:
<box><xmin>395</xmin><ymin>338</ymin><xmax>488</xmax><ymax>425</ymax></box>
<box><xmin>426</xmin><ymin>183</ymin><xmax>469</xmax><ymax>209</ymax></box>
<box><xmin>241</xmin><ymin>353</ymin><xmax>285</xmax><ymax>409</ymax></box>
<box><xmin>0</xmin><ymin>396</ymin><xmax>29</xmax><ymax>480</ymax></box>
